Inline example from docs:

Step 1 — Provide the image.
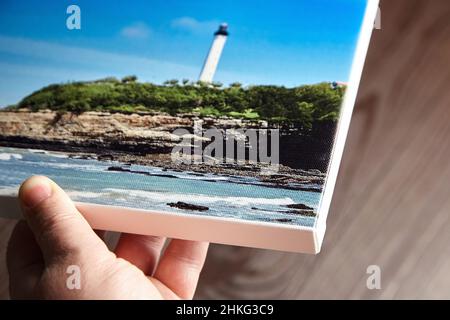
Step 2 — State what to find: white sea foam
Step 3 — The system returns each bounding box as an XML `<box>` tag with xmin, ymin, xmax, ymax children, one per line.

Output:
<box><xmin>103</xmin><ymin>188</ymin><xmax>295</xmax><ymax>206</ymax></box>
<box><xmin>27</xmin><ymin>149</ymin><xmax>47</xmax><ymax>154</ymax></box>
<box><xmin>178</xmin><ymin>175</ymin><xmax>229</xmax><ymax>181</ymax></box>
<box><xmin>0</xmin><ymin>186</ymin><xmax>18</xmax><ymax>196</ymax></box>
<box><xmin>122</xmin><ymin>165</ymin><xmax>230</xmax><ymax>182</ymax></box>
<box><xmin>40</xmin><ymin>162</ymin><xmax>105</xmax><ymax>172</ymax></box>
<box><xmin>0</xmin><ymin>153</ymin><xmax>23</xmax><ymax>161</ymax></box>
<box><xmin>26</xmin><ymin>148</ymin><xmax>68</xmax><ymax>158</ymax></box>
<box><xmin>46</xmin><ymin>152</ymin><xmax>69</xmax><ymax>159</ymax></box>
<box><xmin>67</xmin><ymin>190</ymin><xmax>105</xmax><ymax>199</ymax></box>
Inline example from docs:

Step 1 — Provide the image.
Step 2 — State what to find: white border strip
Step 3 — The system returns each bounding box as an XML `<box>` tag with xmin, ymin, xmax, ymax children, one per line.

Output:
<box><xmin>314</xmin><ymin>0</ymin><xmax>380</xmax><ymax>247</ymax></box>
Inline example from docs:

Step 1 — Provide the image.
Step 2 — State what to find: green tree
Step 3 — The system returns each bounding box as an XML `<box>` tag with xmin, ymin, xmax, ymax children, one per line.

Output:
<box><xmin>211</xmin><ymin>82</ymin><xmax>223</xmax><ymax>89</ymax></box>
<box><xmin>14</xmin><ymin>78</ymin><xmax>345</xmax><ymax>131</ymax></box>
<box><xmin>164</xmin><ymin>79</ymin><xmax>179</xmax><ymax>86</ymax></box>
<box><xmin>121</xmin><ymin>75</ymin><xmax>138</xmax><ymax>83</ymax></box>
<box><xmin>229</xmin><ymin>82</ymin><xmax>242</xmax><ymax>88</ymax></box>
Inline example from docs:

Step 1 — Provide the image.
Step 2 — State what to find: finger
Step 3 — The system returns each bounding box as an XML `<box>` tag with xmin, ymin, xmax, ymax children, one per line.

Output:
<box><xmin>153</xmin><ymin>239</ymin><xmax>209</xmax><ymax>299</ymax></box>
<box><xmin>19</xmin><ymin>176</ymin><xmax>108</xmax><ymax>263</ymax></box>
<box><xmin>7</xmin><ymin>220</ymin><xmax>44</xmax><ymax>299</ymax></box>
<box><xmin>115</xmin><ymin>233</ymin><xmax>166</xmax><ymax>275</ymax></box>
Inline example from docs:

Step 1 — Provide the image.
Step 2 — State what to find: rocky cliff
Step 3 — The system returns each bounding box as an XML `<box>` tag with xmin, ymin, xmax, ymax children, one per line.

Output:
<box><xmin>0</xmin><ymin>110</ymin><xmax>194</xmax><ymax>154</ymax></box>
<box><xmin>0</xmin><ymin>110</ymin><xmax>327</xmax><ymax>192</ymax></box>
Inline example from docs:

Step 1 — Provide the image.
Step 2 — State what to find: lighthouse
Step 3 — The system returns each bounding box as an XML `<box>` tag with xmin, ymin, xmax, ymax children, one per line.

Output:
<box><xmin>199</xmin><ymin>23</ymin><xmax>229</xmax><ymax>83</ymax></box>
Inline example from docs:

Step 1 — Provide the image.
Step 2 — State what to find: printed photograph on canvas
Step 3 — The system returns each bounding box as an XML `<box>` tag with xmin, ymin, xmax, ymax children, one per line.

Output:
<box><xmin>0</xmin><ymin>0</ymin><xmax>369</xmax><ymax>227</ymax></box>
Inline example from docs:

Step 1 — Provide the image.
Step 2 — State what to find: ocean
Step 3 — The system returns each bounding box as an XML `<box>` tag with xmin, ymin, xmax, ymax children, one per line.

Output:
<box><xmin>0</xmin><ymin>147</ymin><xmax>320</xmax><ymax>227</ymax></box>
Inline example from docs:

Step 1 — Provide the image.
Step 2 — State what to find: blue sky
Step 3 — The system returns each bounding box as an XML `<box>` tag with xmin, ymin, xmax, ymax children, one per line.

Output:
<box><xmin>0</xmin><ymin>0</ymin><xmax>368</xmax><ymax>107</ymax></box>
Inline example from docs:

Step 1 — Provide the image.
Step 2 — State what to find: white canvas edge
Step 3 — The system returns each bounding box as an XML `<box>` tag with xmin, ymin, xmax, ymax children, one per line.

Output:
<box><xmin>0</xmin><ymin>195</ymin><xmax>318</xmax><ymax>253</ymax></box>
<box><xmin>314</xmin><ymin>0</ymin><xmax>379</xmax><ymax>250</ymax></box>
<box><xmin>0</xmin><ymin>0</ymin><xmax>379</xmax><ymax>254</ymax></box>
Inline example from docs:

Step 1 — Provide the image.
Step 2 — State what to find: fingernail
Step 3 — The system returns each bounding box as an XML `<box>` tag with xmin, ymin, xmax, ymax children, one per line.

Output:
<box><xmin>19</xmin><ymin>176</ymin><xmax>53</xmax><ymax>208</ymax></box>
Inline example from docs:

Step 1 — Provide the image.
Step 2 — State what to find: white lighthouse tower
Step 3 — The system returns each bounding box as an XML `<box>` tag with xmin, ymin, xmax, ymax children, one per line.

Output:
<box><xmin>199</xmin><ymin>23</ymin><xmax>229</xmax><ymax>83</ymax></box>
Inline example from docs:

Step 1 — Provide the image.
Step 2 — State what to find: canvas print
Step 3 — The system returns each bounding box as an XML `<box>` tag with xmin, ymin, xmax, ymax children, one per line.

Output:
<box><xmin>0</xmin><ymin>0</ymin><xmax>372</xmax><ymax>232</ymax></box>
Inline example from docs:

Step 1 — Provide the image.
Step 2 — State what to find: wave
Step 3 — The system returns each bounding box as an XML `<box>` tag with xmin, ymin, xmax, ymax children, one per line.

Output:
<box><xmin>115</xmin><ymin>165</ymin><xmax>231</xmax><ymax>182</ymax></box>
<box><xmin>27</xmin><ymin>149</ymin><xmax>47</xmax><ymax>154</ymax></box>
<box><xmin>102</xmin><ymin>188</ymin><xmax>295</xmax><ymax>207</ymax></box>
<box><xmin>27</xmin><ymin>148</ymin><xmax>68</xmax><ymax>159</ymax></box>
<box><xmin>46</xmin><ymin>152</ymin><xmax>69</xmax><ymax>159</ymax></box>
<box><xmin>0</xmin><ymin>153</ymin><xmax>23</xmax><ymax>161</ymax></box>
<box><xmin>36</xmin><ymin>161</ymin><xmax>106</xmax><ymax>172</ymax></box>
<box><xmin>67</xmin><ymin>190</ymin><xmax>105</xmax><ymax>199</ymax></box>
<box><xmin>0</xmin><ymin>186</ymin><xmax>18</xmax><ymax>196</ymax></box>
<box><xmin>175</xmin><ymin>174</ymin><xmax>229</xmax><ymax>181</ymax></box>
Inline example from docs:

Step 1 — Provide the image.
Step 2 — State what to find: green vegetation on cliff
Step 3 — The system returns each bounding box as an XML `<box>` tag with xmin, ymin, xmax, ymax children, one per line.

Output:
<box><xmin>12</xmin><ymin>76</ymin><xmax>345</xmax><ymax>127</ymax></box>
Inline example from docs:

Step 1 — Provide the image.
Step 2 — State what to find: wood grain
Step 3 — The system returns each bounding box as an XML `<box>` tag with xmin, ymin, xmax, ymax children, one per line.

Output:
<box><xmin>195</xmin><ymin>0</ymin><xmax>450</xmax><ymax>299</ymax></box>
<box><xmin>1</xmin><ymin>0</ymin><xmax>450</xmax><ymax>299</ymax></box>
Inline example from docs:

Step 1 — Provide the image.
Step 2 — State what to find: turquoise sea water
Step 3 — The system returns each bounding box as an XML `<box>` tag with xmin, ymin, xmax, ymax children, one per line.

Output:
<box><xmin>0</xmin><ymin>147</ymin><xmax>320</xmax><ymax>227</ymax></box>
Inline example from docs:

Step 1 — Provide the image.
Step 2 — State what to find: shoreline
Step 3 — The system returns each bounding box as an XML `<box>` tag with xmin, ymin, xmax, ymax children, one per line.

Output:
<box><xmin>0</xmin><ymin>144</ymin><xmax>320</xmax><ymax>221</ymax></box>
<box><xmin>0</xmin><ymin>110</ymin><xmax>326</xmax><ymax>193</ymax></box>
<box><xmin>0</xmin><ymin>140</ymin><xmax>324</xmax><ymax>193</ymax></box>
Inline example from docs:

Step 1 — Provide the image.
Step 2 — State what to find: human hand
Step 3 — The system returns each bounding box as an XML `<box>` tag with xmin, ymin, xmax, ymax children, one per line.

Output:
<box><xmin>7</xmin><ymin>176</ymin><xmax>209</xmax><ymax>299</ymax></box>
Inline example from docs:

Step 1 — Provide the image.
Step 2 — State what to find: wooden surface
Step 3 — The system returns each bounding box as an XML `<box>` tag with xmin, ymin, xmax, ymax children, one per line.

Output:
<box><xmin>1</xmin><ymin>0</ymin><xmax>450</xmax><ymax>299</ymax></box>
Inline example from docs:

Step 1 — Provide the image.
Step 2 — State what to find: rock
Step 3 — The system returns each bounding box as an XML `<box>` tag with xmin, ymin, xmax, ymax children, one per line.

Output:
<box><xmin>107</xmin><ymin>166</ymin><xmax>131</xmax><ymax>172</ymax></box>
<box><xmin>187</xmin><ymin>172</ymin><xmax>205</xmax><ymax>177</ymax></box>
<box><xmin>69</xmin><ymin>154</ymin><xmax>94</xmax><ymax>160</ymax></box>
<box><xmin>0</xmin><ymin>110</ymin><xmax>327</xmax><ymax>190</ymax></box>
<box><xmin>0</xmin><ymin>111</ymin><xmax>187</xmax><ymax>155</ymax></box>
<box><xmin>107</xmin><ymin>166</ymin><xmax>178</xmax><ymax>179</ymax></box>
<box><xmin>167</xmin><ymin>201</ymin><xmax>209</xmax><ymax>212</ymax></box>
<box><xmin>152</xmin><ymin>173</ymin><xmax>178</xmax><ymax>179</ymax></box>
<box><xmin>98</xmin><ymin>154</ymin><xmax>115</xmax><ymax>161</ymax></box>
<box><xmin>284</xmin><ymin>209</ymin><xmax>317</xmax><ymax>217</ymax></box>
<box><xmin>285</xmin><ymin>203</ymin><xmax>313</xmax><ymax>210</ymax></box>
<box><xmin>274</xmin><ymin>218</ymin><xmax>293</xmax><ymax>223</ymax></box>
<box><xmin>251</xmin><ymin>206</ymin><xmax>316</xmax><ymax>217</ymax></box>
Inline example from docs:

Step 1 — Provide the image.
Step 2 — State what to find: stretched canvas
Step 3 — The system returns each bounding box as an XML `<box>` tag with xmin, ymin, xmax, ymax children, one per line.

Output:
<box><xmin>0</xmin><ymin>0</ymin><xmax>379</xmax><ymax>253</ymax></box>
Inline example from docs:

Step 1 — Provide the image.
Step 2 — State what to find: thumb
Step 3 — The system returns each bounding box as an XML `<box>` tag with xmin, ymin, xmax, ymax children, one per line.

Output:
<box><xmin>19</xmin><ymin>176</ymin><xmax>107</xmax><ymax>263</ymax></box>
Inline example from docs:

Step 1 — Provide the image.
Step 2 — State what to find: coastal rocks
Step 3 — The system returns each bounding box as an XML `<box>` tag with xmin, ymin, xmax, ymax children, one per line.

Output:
<box><xmin>258</xmin><ymin>170</ymin><xmax>324</xmax><ymax>192</ymax></box>
<box><xmin>274</xmin><ymin>218</ymin><xmax>293</xmax><ymax>223</ymax></box>
<box><xmin>107</xmin><ymin>166</ymin><xmax>178</xmax><ymax>178</ymax></box>
<box><xmin>0</xmin><ymin>110</ymin><xmax>326</xmax><ymax>192</ymax></box>
<box><xmin>0</xmin><ymin>110</ymin><xmax>183</xmax><ymax>155</ymax></box>
<box><xmin>251</xmin><ymin>204</ymin><xmax>317</xmax><ymax>218</ymax></box>
<box><xmin>285</xmin><ymin>203</ymin><xmax>313</xmax><ymax>210</ymax></box>
<box><xmin>283</xmin><ymin>203</ymin><xmax>316</xmax><ymax>217</ymax></box>
<box><xmin>284</xmin><ymin>209</ymin><xmax>316</xmax><ymax>217</ymax></box>
<box><xmin>167</xmin><ymin>201</ymin><xmax>209</xmax><ymax>212</ymax></box>
<box><xmin>107</xmin><ymin>166</ymin><xmax>130</xmax><ymax>172</ymax></box>
<box><xmin>97</xmin><ymin>154</ymin><xmax>115</xmax><ymax>161</ymax></box>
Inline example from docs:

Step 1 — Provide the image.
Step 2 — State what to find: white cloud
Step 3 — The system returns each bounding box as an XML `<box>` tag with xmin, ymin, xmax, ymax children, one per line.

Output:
<box><xmin>0</xmin><ymin>35</ymin><xmax>195</xmax><ymax>78</ymax></box>
<box><xmin>171</xmin><ymin>17</ymin><xmax>219</xmax><ymax>34</ymax></box>
<box><xmin>120</xmin><ymin>22</ymin><xmax>152</xmax><ymax>39</ymax></box>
